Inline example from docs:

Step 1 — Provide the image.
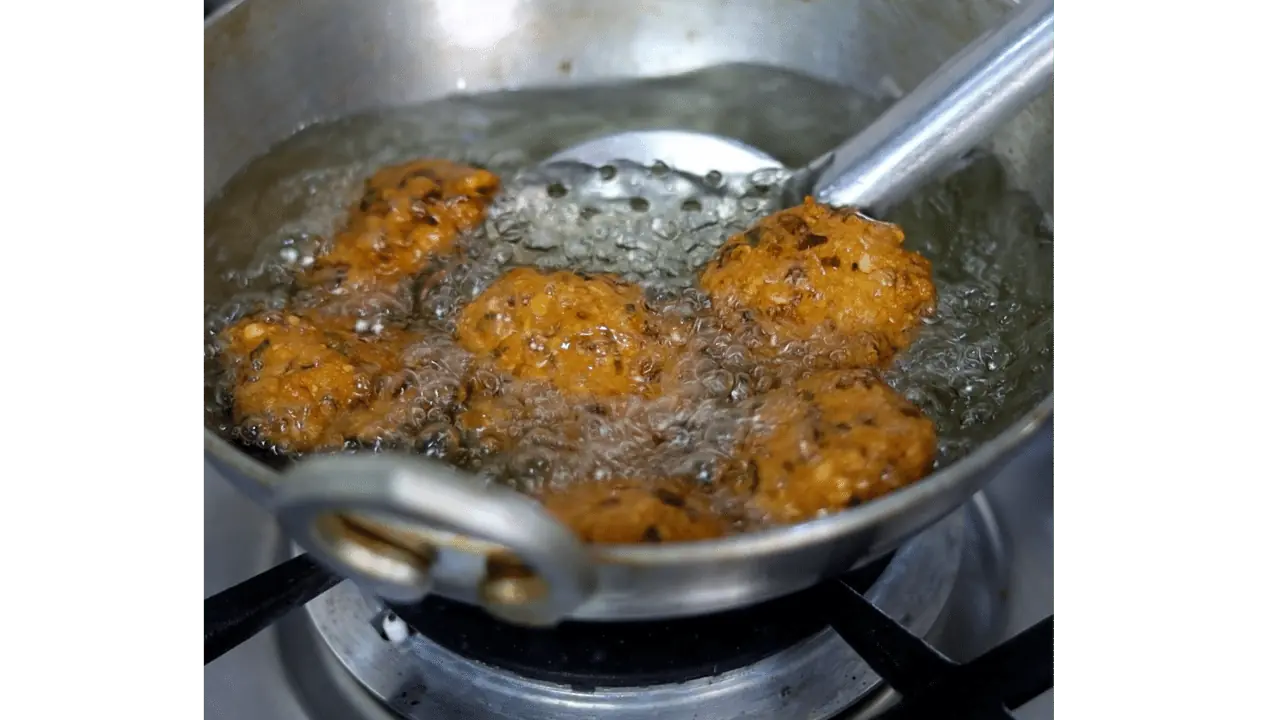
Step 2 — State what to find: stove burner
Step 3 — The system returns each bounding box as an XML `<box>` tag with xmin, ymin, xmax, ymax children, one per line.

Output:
<box><xmin>388</xmin><ymin>554</ymin><xmax>894</xmax><ymax>689</ymax></box>
<box><xmin>299</xmin><ymin>500</ymin><xmax>1005</xmax><ymax>720</ymax></box>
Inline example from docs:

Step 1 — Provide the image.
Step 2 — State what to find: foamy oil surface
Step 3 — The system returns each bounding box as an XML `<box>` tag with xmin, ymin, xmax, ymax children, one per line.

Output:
<box><xmin>205</xmin><ymin>65</ymin><xmax>1052</xmax><ymax>507</ymax></box>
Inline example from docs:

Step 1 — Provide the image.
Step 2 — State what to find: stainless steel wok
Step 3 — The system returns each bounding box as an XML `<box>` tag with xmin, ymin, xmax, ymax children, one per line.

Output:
<box><xmin>204</xmin><ymin>0</ymin><xmax>1053</xmax><ymax>626</ymax></box>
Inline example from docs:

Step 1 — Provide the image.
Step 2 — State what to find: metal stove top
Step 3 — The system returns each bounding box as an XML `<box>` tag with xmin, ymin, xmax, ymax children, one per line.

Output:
<box><xmin>204</xmin><ymin>426</ymin><xmax>1051</xmax><ymax>719</ymax></box>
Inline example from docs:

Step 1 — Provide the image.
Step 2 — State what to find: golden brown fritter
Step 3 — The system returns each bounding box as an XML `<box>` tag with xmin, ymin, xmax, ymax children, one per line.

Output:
<box><xmin>218</xmin><ymin>311</ymin><xmax>427</xmax><ymax>453</ymax></box>
<box><xmin>300</xmin><ymin>159</ymin><xmax>500</xmax><ymax>308</ymax></box>
<box><xmin>455</xmin><ymin>268</ymin><xmax>686</xmax><ymax>398</ymax></box>
<box><xmin>738</xmin><ymin>370</ymin><xmax>937</xmax><ymax>524</ymax></box>
<box><xmin>334</xmin><ymin>387</ymin><xmax>437</xmax><ymax>448</ymax></box>
<box><xmin>455</xmin><ymin>372</ymin><xmax>601</xmax><ymax>465</ymax></box>
<box><xmin>539</xmin><ymin>480</ymin><xmax>729</xmax><ymax>544</ymax></box>
<box><xmin>699</xmin><ymin>198</ymin><xmax>936</xmax><ymax>368</ymax></box>
<box><xmin>457</xmin><ymin>394</ymin><xmax>521</xmax><ymax>453</ymax></box>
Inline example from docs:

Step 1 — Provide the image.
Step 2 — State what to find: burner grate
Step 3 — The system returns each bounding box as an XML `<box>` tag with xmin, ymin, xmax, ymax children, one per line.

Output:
<box><xmin>388</xmin><ymin>554</ymin><xmax>894</xmax><ymax>689</ymax></box>
<box><xmin>818</xmin><ymin>576</ymin><xmax>1053</xmax><ymax>719</ymax></box>
<box><xmin>294</xmin><ymin>500</ymin><xmax>1023</xmax><ymax>720</ymax></box>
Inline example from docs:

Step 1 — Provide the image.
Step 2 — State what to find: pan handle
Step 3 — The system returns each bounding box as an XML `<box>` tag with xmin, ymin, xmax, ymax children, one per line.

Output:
<box><xmin>271</xmin><ymin>455</ymin><xmax>597</xmax><ymax>626</ymax></box>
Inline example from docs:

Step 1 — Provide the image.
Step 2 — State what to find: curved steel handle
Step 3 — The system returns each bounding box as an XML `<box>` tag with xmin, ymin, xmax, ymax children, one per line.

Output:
<box><xmin>813</xmin><ymin>0</ymin><xmax>1054</xmax><ymax>213</ymax></box>
<box><xmin>272</xmin><ymin>455</ymin><xmax>597</xmax><ymax>626</ymax></box>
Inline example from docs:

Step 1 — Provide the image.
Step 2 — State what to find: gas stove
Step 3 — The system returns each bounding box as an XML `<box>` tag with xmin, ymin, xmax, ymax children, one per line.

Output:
<box><xmin>204</xmin><ymin>426</ymin><xmax>1052</xmax><ymax>720</ymax></box>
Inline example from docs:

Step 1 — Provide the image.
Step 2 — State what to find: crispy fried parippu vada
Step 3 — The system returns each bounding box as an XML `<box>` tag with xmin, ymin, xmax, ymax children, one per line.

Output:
<box><xmin>219</xmin><ymin>311</ymin><xmax>426</xmax><ymax>453</ymax></box>
<box><xmin>456</xmin><ymin>267</ymin><xmax>686</xmax><ymax>398</ymax></box>
<box><xmin>301</xmin><ymin>159</ymin><xmax>500</xmax><ymax>308</ymax></box>
<box><xmin>737</xmin><ymin>369</ymin><xmax>937</xmax><ymax>524</ymax></box>
<box><xmin>699</xmin><ymin>198</ymin><xmax>935</xmax><ymax>368</ymax></box>
<box><xmin>539</xmin><ymin>479</ymin><xmax>729</xmax><ymax>543</ymax></box>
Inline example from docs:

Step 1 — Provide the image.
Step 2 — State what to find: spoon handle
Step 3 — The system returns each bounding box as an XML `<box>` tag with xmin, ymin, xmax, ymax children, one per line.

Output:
<box><xmin>204</xmin><ymin>553</ymin><xmax>341</xmax><ymax>664</ymax></box>
<box><xmin>814</xmin><ymin>0</ymin><xmax>1053</xmax><ymax>213</ymax></box>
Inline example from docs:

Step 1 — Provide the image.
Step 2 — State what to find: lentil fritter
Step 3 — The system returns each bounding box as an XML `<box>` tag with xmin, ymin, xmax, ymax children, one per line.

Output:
<box><xmin>455</xmin><ymin>267</ymin><xmax>686</xmax><ymax>398</ymax></box>
<box><xmin>298</xmin><ymin>159</ymin><xmax>500</xmax><ymax>316</ymax></box>
<box><xmin>700</xmin><ymin>197</ymin><xmax>936</xmax><ymax>369</ymax></box>
<box><xmin>738</xmin><ymin>369</ymin><xmax>937</xmax><ymax>524</ymax></box>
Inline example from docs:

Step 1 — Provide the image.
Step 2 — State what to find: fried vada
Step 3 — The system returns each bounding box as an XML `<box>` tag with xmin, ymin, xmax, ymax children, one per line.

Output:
<box><xmin>456</xmin><ymin>267</ymin><xmax>686</xmax><ymax>398</ymax></box>
<box><xmin>738</xmin><ymin>369</ymin><xmax>937</xmax><ymax>523</ymax></box>
<box><xmin>700</xmin><ymin>198</ymin><xmax>935</xmax><ymax>369</ymax></box>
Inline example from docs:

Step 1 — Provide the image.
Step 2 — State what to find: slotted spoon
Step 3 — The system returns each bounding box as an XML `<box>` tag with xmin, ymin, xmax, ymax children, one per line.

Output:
<box><xmin>545</xmin><ymin>0</ymin><xmax>1053</xmax><ymax>217</ymax></box>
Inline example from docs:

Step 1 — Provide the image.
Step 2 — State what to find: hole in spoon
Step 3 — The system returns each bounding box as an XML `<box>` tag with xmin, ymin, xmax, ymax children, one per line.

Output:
<box><xmin>629</xmin><ymin>197</ymin><xmax>651</xmax><ymax>212</ymax></box>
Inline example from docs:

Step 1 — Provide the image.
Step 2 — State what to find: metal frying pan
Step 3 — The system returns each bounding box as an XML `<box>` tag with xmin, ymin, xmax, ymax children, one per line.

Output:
<box><xmin>204</xmin><ymin>0</ymin><xmax>1054</xmax><ymax>627</ymax></box>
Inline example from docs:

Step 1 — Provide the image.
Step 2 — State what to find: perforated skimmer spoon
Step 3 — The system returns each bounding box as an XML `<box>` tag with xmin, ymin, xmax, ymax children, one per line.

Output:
<box><xmin>545</xmin><ymin>0</ymin><xmax>1053</xmax><ymax>217</ymax></box>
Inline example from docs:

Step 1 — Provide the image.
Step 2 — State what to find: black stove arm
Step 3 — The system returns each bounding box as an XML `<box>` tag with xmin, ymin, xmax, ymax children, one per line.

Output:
<box><xmin>818</xmin><ymin>575</ymin><xmax>1053</xmax><ymax>720</ymax></box>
